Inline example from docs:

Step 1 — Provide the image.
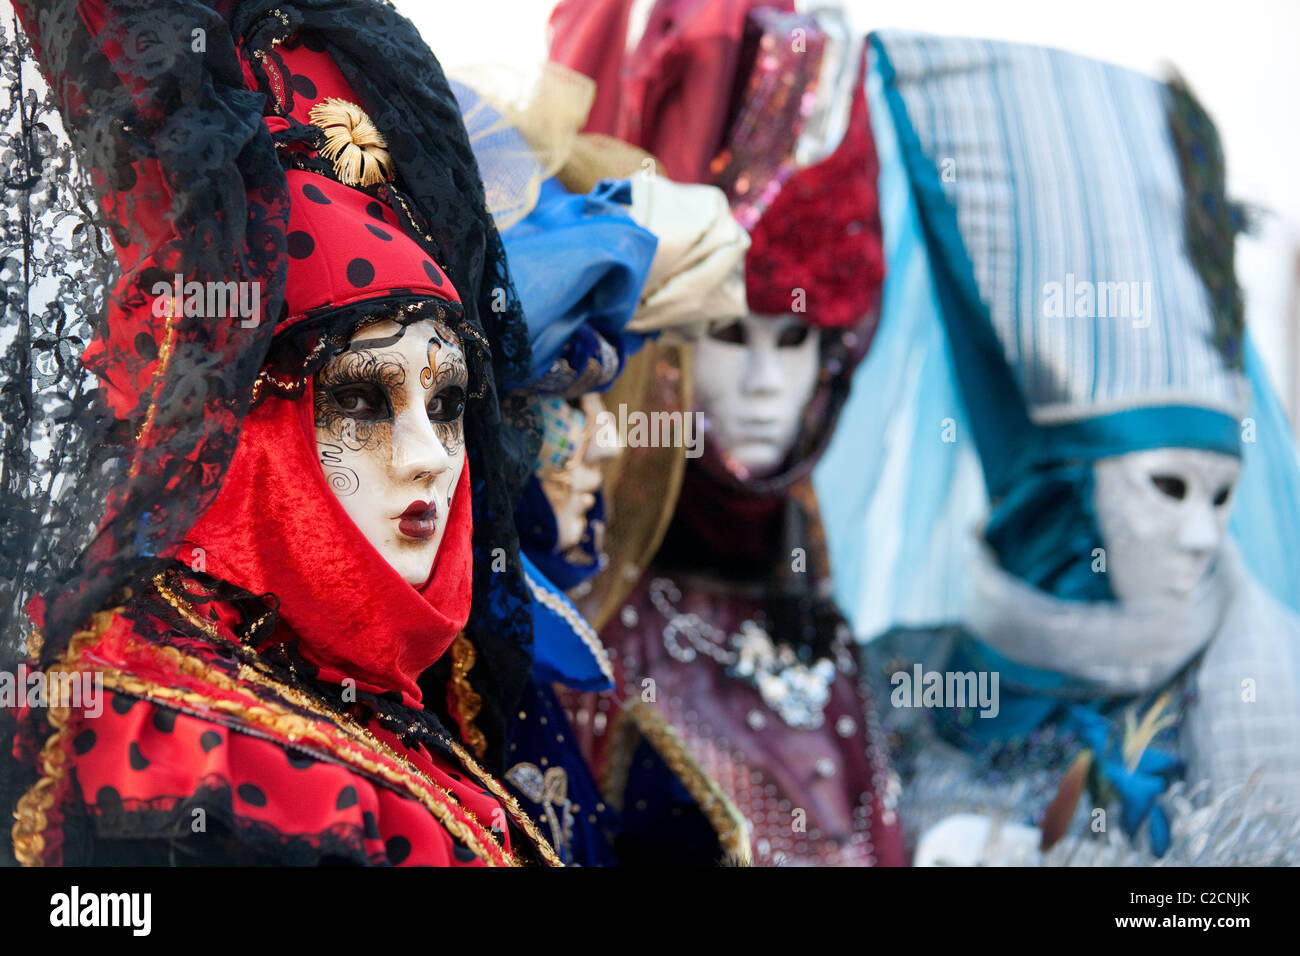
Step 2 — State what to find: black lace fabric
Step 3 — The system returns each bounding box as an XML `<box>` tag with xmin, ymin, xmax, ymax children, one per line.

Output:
<box><xmin>1</xmin><ymin>13</ymin><xmax>114</xmax><ymax>665</ymax></box>
<box><xmin>3</xmin><ymin>0</ymin><xmax>540</xmax><ymax>842</ymax></box>
<box><xmin>4</xmin><ymin>0</ymin><xmax>290</xmax><ymax>664</ymax></box>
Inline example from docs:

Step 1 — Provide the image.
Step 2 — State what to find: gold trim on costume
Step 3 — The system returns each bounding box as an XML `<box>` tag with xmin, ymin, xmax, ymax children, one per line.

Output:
<box><xmin>215</xmin><ymin>644</ymin><xmax>563</xmax><ymax>867</ymax></box>
<box><xmin>447</xmin><ymin>633</ymin><xmax>488</xmax><ymax>759</ymax></box>
<box><xmin>128</xmin><ymin>305</ymin><xmax>179</xmax><ymax>474</ymax></box>
<box><xmin>12</xmin><ymin>608</ymin><xmax>122</xmax><ymax>866</ymax></box>
<box><xmin>99</xmin><ymin>656</ymin><xmax>514</xmax><ymax>866</ymax></box>
<box><xmin>442</xmin><ymin>737</ymin><xmax>565</xmax><ymax>869</ymax></box>
<box><xmin>250</xmin><ymin>369</ymin><xmax>310</xmax><ymax>405</ymax></box>
<box><xmin>153</xmin><ymin>577</ymin><xmax>561</xmax><ymax>867</ymax></box>
<box><xmin>603</xmin><ymin>700</ymin><xmax>753</xmax><ymax>866</ymax></box>
<box><xmin>14</xmin><ymin>582</ymin><xmax>564</xmax><ymax>867</ymax></box>
<box><xmin>11</xmin><ymin>702</ymin><xmax>70</xmax><ymax>867</ymax></box>
<box><xmin>249</xmin><ymin>7</ymin><xmax>291</xmax><ymax>60</ymax></box>
<box><xmin>25</xmin><ymin>626</ymin><xmax>43</xmax><ymax>661</ymax></box>
<box><xmin>153</xmin><ymin>574</ymin><xmax>220</xmax><ymax>638</ymax></box>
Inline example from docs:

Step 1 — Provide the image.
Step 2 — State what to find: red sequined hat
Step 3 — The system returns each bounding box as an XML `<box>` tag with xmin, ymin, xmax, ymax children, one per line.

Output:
<box><xmin>711</xmin><ymin>11</ymin><xmax>880</xmax><ymax>329</ymax></box>
<box><xmin>550</xmin><ymin>2</ymin><xmax>882</xmax><ymax>330</ymax></box>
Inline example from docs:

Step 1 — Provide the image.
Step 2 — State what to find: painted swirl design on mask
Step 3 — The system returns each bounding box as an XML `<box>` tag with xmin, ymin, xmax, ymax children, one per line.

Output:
<box><xmin>317</xmin><ymin>441</ymin><xmax>359</xmax><ymax>496</ymax></box>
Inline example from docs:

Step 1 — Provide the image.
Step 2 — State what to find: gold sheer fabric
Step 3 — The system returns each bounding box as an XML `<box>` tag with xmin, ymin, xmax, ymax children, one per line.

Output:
<box><xmin>450</xmin><ymin>61</ymin><xmax>596</xmax><ymax>231</ymax></box>
<box><xmin>573</xmin><ymin>339</ymin><xmax>694</xmax><ymax>632</ymax></box>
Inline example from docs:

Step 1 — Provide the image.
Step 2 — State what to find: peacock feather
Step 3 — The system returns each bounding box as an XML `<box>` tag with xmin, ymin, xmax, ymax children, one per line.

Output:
<box><xmin>1164</xmin><ymin>72</ymin><xmax>1249</xmax><ymax>370</ymax></box>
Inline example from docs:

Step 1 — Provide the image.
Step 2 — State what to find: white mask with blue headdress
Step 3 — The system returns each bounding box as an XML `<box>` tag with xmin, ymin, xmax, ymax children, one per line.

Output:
<box><xmin>816</xmin><ymin>31</ymin><xmax>1300</xmax><ymax>861</ymax></box>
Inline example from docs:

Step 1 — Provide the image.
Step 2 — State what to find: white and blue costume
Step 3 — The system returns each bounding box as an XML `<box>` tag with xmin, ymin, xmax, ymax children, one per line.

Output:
<box><xmin>816</xmin><ymin>31</ymin><xmax>1300</xmax><ymax>863</ymax></box>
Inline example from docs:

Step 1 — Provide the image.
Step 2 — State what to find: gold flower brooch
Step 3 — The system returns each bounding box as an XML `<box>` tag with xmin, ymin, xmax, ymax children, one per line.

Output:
<box><xmin>308</xmin><ymin>97</ymin><xmax>394</xmax><ymax>188</ymax></box>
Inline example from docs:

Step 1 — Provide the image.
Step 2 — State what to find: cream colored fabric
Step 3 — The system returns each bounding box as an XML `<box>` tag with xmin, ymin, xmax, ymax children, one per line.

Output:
<box><xmin>964</xmin><ymin>538</ymin><xmax>1226</xmax><ymax>696</ymax></box>
<box><xmin>453</xmin><ymin>62</ymin><xmax>749</xmax><ymax>337</ymax></box>
<box><xmin>557</xmin><ymin>132</ymin><xmax>657</xmax><ymax>196</ymax></box>
<box><xmin>966</xmin><ymin>535</ymin><xmax>1300</xmax><ymax>810</ymax></box>
<box><xmin>625</xmin><ymin>176</ymin><xmax>750</xmax><ymax>337</ymax></box>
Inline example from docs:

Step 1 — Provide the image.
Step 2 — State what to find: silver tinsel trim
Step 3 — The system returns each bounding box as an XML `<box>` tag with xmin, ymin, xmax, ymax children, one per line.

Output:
<box><xmin>904</xmin><ymin>744</ymin><xmax>1300</xmax><ymax>865</ymax></box>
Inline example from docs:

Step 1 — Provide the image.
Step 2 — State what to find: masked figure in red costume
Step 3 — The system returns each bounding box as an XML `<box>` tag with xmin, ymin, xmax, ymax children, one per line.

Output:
<box><xmin>5</xmin><ymin>1</ymin><xmax>558</xmax><ymax>866</ymax></box>
<box><xmin>550</xmin><ymin>1</ymin><xmax>906</xmax><ymax>866</ymax></box>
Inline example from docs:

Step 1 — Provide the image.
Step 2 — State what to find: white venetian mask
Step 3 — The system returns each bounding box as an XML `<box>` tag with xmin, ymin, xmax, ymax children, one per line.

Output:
<box><xmin>313</xmin><ymin>316</ymin><xmax>468</xmax><ymax>586</ymax></box>
<box><xmin>1092</xmin><ymin>447</ymin><xmax>1240</xmax><ymax>604</ymax></box>
<box><xmin>692</xmin><ymin>312</ymin><xmax>821</xmax><ymax>478</ymax></box>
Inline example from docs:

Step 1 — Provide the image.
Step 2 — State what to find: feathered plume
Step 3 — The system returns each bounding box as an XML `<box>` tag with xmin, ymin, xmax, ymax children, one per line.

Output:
<box><xmin>1165</xmin><ymin>71</ymin><xmax>1250</xmax><ymax>369</ymax></box>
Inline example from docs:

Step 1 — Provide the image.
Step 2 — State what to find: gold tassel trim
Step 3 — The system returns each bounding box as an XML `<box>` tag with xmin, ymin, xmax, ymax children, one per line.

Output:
<box><xmin>603</xmin><ymin>700</ymin><xmax>753</xmax><ymax>866</ymax></box>
<box><xmin>12</xmin><ymin>607</ymin><xmax>123</xmax><ymax>866</ymax></box>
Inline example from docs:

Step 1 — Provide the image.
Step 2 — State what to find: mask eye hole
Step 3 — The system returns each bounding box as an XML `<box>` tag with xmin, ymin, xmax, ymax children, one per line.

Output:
<box><xmin>328</xmin><ymin>383</ymin><xmax>390</xmax><ymax>422</ymax></box>
<box><xmin>776</xmin><ymin>324</ymin><xmax>810</xmax><ymax>348</ymax></box>
<box><xmin>1150</xmin><ymin>474</ymin><xmax>1187</xmax><ymax>500</ymax></box>
<box><xmin>1212</xmin><ymin>485</ymin><xmax>1232</xmax><ymax>507</ymax></box>
<box><xmin>427</xmin><ymin>386</ymin><xmax>466</xmax><ymax>424</ymax></box>
<box><xmin>708</xmin><ymin>320</ymin><xmax>747</xmax><ymax>345</ymax></box>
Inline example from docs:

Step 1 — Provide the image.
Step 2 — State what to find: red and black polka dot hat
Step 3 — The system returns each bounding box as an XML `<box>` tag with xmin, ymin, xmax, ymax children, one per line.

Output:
<box><xmin>246</xmin><ymin>39</ymin><xmax>461</xmax><ymax>331</ymax></box>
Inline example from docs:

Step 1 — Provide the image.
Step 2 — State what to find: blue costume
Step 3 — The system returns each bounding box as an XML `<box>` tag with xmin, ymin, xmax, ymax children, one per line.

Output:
<box><xmin>500</xmin><ymin>173</ymin><xmax>656</xmax><ymax>865</ymax></box>
<box><xmin>448</xmin><ymin>75</ymin><xmax>659</xmax><ymax>863</ymax></box>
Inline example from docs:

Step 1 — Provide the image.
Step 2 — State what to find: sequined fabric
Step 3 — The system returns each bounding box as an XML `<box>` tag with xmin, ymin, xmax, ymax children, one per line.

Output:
<box><xmin>569</xmin><ymin>574</ymin><xmax>906</xmax><ymax>866</ymax></box>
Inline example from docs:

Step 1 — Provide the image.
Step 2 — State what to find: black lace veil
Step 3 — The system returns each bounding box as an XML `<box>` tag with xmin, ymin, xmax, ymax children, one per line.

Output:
<box><xmin>1</xmin><ymin>10</ymin><xmax>113</xmax><ymax>662</ymax></box>
<box><xmin>2</xmin><ymin>1</ymin><xmax>538</xmax><ymax>782</ymax></box>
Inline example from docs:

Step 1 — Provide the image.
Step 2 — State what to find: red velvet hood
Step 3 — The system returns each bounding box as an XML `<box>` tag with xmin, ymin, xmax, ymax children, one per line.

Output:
<box><xmin>173</xmin><ymin>34</ymin><xmax>476</xmax><ymax>705</ymax></box>
<box><xmin>183</xmin><ymin>382</ymin><xmax>473</xmax><ymax>704</ymax></box>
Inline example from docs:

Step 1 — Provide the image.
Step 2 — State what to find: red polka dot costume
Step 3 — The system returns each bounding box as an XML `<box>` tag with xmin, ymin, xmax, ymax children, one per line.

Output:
<box><xmin>10</xmin><ymin>4</ymin><xmax>557</xmax><ymax>867</ymax></box>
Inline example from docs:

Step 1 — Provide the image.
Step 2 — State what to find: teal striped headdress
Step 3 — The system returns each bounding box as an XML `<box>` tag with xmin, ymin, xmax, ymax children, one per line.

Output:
<box><xmin>869</xmin><ymin>31</ymin><xmax>1250</xmax><ymax>599</ymax></box>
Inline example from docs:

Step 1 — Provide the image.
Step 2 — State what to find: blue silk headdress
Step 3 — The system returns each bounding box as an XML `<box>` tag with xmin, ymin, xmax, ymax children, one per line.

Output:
<box><xmin>817</xmin><ymin>30</ymin><xmax>1300</xmax><ymax>630</ymax></box>
<box><xmin>449</xmin><ymin>74</ymin><xmax>657</xmax><ymax>594</ymax></box>
<box><xmin>503</xmin><ymin>175</ymin><xmax>657</xmax><ymax>594</ymax></box>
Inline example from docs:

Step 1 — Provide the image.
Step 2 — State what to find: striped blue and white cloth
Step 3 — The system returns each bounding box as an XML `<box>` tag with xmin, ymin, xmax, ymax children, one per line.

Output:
<box><xmin>873</xmin><ymin>30</ymin><xmax>1246</xmax><ymax>427</ymax></box>
<box><xmin>816</xmin><ymin>31</ymin><xmax>1300</xmax><ymax>638</ymax></box>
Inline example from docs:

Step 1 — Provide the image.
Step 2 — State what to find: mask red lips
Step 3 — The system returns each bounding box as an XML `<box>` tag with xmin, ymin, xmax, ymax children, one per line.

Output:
<box><xmin>398</xmin><ymin>499</ymin><xmax>439</xmax><ymax>539</ymax></box>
